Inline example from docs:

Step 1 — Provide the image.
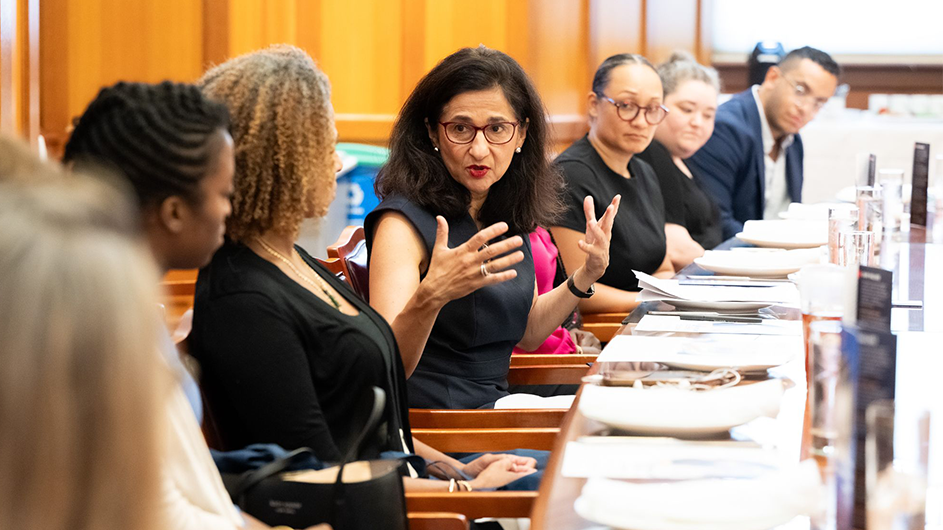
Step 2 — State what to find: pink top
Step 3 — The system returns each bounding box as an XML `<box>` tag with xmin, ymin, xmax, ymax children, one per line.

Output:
<box><xmin>512</xmin><ymin>227</ymin><xmax>577</xmax><ymax>355</ymax></box>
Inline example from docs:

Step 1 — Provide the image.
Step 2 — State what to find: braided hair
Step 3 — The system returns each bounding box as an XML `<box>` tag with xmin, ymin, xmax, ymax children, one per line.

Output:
<box><xmin>63</xmin><ymin>81</ymin><xmax>230</xmax><ymax>208</ymax></box>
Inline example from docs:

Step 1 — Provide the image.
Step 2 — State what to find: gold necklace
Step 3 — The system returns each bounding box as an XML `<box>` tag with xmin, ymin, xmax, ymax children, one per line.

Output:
<box><xmin>255</xmin><ymin>237</ymin><xmax>341</xmax><ymax>310</ymax></box>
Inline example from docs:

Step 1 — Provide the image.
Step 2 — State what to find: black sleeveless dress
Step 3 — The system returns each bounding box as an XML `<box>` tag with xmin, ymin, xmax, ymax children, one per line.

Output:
<box><xmin>365</xmin><ymin>195</ymin><xmax>535</xmax><ymax>409</ymax></box>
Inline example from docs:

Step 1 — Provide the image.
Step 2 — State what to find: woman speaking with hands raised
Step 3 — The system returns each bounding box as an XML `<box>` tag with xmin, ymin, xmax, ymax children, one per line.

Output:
<box><xmin>366</xmin><ymin>46</ymin><xmax>619</xmax><ymax>410</ymax></box>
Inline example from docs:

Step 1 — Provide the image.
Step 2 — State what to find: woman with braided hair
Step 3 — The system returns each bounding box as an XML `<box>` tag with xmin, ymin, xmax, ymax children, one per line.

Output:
<box><xmin>64</xmin><ymin>81</ymin><xmax>328</xmax><ymax>530</ymax></box>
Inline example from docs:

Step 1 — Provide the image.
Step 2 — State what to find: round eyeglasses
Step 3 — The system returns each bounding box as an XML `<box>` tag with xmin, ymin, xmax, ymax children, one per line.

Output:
<box><xmin>596</xmin><ymin>94</ymin><xmax>669</xmax><ymax>125</ymax></box>
<box><xmin>782</xmin><ymin>76</ymin><xmax>829</xmax><ymax>111</ymax></box>
<box><xmin>439</xmin><ymin>121</ymin><xmax>521</xmax><ymax>145</ymax></box>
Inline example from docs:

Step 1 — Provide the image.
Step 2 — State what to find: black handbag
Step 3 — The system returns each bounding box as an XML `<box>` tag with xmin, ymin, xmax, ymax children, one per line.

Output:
<box><xmin>226</xmin><ymin>387</ymin><xmax>409</xmax><ymax>530</ymax></box>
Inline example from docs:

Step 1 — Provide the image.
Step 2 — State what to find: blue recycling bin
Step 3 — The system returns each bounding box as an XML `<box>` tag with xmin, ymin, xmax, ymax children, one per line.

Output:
<box><xmin>336</xmin><ymin>143</ymin><xmax>389</xmax><ymax>225</ymax></box>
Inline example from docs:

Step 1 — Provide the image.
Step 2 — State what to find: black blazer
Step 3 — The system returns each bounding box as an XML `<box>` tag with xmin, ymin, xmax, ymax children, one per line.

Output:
<box><xmin>686</xmin><ymin>89</ymin><xmax>804</xmax><ymax>239</ymax></box>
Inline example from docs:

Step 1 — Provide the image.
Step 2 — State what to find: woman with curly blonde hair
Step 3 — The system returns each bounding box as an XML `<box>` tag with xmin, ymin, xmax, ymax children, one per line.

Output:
<box><xmin>192</xmin><ymin>45</ymin><xmax>535</xmax><ymax>492</ymax></box>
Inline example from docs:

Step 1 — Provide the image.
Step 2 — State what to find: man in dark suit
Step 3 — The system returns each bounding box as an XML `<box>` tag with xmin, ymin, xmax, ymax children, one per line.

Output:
<box><xmin>687</xmin><ymin>47</ymin><xmax>839</xmax><ymax>239</ymax></box>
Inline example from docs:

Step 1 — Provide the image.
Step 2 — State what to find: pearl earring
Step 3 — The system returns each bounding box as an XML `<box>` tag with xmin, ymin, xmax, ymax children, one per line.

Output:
<box><xmin>434</xmin><ymin>146</ymin><xmax>439</xmax><ymax>152</ymax></box>
<box><xmin>515</xmin><ymin>147</ymin><xmax>522</xmax><ymax>153</ymax></box>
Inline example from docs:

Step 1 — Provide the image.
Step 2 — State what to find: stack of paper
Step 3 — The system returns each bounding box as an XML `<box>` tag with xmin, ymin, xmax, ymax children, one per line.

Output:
<box><xmin>634</xmin><ymin>270</ymin><xmax>800</xmax><ymax>310</ymax></box>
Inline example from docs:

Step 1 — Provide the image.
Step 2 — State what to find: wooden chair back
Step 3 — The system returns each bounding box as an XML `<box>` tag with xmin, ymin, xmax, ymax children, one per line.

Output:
<box><xmin>406</xmin><ymin>491</ymin><xmax>536</xmax><ymax>520</ymax></box>
<box><xmin>407</xmin><ymin>512</ymin><xmax>469</xmax><ymax>530</ymax></box>
<box><xmin>409</xmin><ymin>408</ymin><xmax>566</xmax><ymax>429</ymax></box>
<box><xmin>327</xmin><ymin>225</ymin><xmax>369</xmax><ymax>300</ymax></box>
<box><xmin>314</xmin><ymin>256</ymin><xmax>346</xmax><ymax>281</ymax></box>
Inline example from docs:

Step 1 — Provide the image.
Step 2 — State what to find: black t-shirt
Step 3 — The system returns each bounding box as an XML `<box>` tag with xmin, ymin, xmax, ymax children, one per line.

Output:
<box><xmin>554</xmin><ymin>136</ymin><xmax>667</xmax><ymax>292</ymax></box>
<box><xmin>189</xmin><ymin>240</ymin><xmax>412</xmax><ymax>462</ymax></box>
<box><xmin>636</xmin><ymin>139</ymin><xmax>723</xmax><ymax>250</ymax></box>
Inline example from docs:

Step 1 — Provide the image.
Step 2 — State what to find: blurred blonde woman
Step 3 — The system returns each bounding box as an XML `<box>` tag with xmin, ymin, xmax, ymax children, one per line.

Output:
<box><xmin>0</xmin><ymin>155</ymin><xmax>168</xmax><ymax>530</ymax></box>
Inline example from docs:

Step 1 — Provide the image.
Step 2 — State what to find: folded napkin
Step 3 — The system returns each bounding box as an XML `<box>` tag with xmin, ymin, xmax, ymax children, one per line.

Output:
<box><xmin>634</xmin><ymin>270</ymin><xmax>800</xmax><ymax>305</ymax></box>
<box><xmin>578</xmin><ymin>379</ymin><xmax>786</xmax><ymax>435</ymax></box>
<box><xmin>574</xmin><ymin>459</ymin><xmax>825</xmax><ymax>530</ymax></box>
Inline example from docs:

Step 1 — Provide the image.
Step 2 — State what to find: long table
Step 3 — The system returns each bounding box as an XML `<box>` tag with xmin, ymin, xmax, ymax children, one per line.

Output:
<box><xmin>529</xmin><ymin>229</ymin><xmax>941</xmax><ymax>530</ymax></box>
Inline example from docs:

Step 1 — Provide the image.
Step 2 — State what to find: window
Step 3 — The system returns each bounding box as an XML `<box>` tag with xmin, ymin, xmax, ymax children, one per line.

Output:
<box><xmin>711</xmin><ymin>0</ymin><xmax>943</xmax><ymax>63</ymax></box>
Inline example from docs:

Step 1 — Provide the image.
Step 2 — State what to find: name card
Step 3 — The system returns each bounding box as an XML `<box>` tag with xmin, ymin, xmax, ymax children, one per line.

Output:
<box><xmin>842</xmin><ymin>325</ymin><xmax>897</xmax><ymax>530</ymax></box>
<box><xmin>910</xmin><ymin>142</ymin><xmax>930</xmax><ymax>227</ymax></box>
<box><xmin>856</xmin><ymin>266</ymin><xmax>892</xmax><ymax>331</ymax></box>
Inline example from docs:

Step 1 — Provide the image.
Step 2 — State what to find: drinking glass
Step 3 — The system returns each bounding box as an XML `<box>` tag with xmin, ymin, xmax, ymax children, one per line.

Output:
<box><xmin>879</xmin><ymin>169</ymin><xmax>905</xmax><ymax>233</ymax></box>
<box><xmin>839</xmin><ymin>230</ymin><xmax>875</xmax><ymax>267</ymax></box>
<box><xmin>798</xmin><ymin>264</ymin><xmax>847</xmax><ymax>460</ymax></box>
<box><xmin>866</xmin><ymin>400</ymin><xmax>930</xmax><ymax>530</ymax></box>
<box><xmin>828</xmin><ymin>206</ymin><xmax>858</xmax><ymax>265</ymax></box>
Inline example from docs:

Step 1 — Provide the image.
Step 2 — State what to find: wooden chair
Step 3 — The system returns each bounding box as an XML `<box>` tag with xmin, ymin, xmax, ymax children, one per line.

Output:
<box><xmin>412</xmin><ymin>427</ymin><xmax>558</xmax><ymax>452</ymax></box>
<box><xmin>409</xmin><ymin>408</ymin><xmax>565</xmax><ymax>429</ymax></box>
<box><xmin>327</xmin><ymin>225</ymin><xmax>369</xmax><ymax>301</ymax></box>
<box><xmin>580</xmin><ymin>311</ymin><xmax>627</xmax><ymax>343</ymax></box>
<box><xmin>407</xmin><ymin>512</ymin><xmax>468</xmax><ymax>530</ymax></box>
<box><xmin>406</xmin><ymin>491</ymin><xmax>536</xmax><ymax>520</ymax></box>
<box><xmin>160</xmin><ymin>269</ymin><xmax>198</xmax><ymax>331</ymax></box>
<box><xmin>314</xmin><ymin>256</ymin><xmax>346</xmax><ymax>280</ymax></box>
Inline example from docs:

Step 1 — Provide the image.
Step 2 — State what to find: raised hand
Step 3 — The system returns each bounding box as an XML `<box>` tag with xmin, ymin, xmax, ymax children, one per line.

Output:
<box><xmin>420</xmin><ymin>216</ymin><xmax>524</xmax><ymax>307</ymax></box>
<box><xmin>577</xmin><ymin>194</ymin><xmax>620</xmax><ymax>282</ymax></box>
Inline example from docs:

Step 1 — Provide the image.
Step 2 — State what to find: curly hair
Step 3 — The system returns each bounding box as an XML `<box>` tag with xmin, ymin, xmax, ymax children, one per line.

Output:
<box><xmin>198</xmin><ymin>45</ymin><xmax>335</xmax><ymax>242</ymax></box>
<box><xmin>63</xmin><ymin>81</ymin><xmax>230</xmax><ymax>208</ymax></box>
<box><xmin>375</xmin><ymin>45</ymin><xmax>564</xmax><ymax>234</ymax></box>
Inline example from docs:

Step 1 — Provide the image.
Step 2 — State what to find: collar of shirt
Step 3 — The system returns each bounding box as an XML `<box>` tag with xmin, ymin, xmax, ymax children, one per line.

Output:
<box><xmin>751</xmin><ymin>85</ymin><xmax>794</xmax><ymax>159</ymax></box>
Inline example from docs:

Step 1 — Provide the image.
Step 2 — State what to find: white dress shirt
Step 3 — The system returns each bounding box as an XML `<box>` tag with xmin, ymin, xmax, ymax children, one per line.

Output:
<box><xmin>752</xmin><ymin>85</ymin><xmax>795</xmax><ymax>220</ymax></box>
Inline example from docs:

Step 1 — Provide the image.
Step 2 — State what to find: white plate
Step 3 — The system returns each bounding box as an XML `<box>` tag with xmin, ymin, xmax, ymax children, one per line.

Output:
<box><xmin>578</xmin><ymin>379</ymin><xmax>786</xmax><ymax>437</ymax></box>
<box><xmin>664</xmin><ymin>299</ymin><xmax>773</xmax><ymax>312</ymax></box>
<box><xmin>574</xmin><ymin>461</ymin><xmax>824</xmax><ymax>530</ymax></box>
<box><xmin>737</xmin><ymin>220</ymin><xmax>828</xmax><ymax>249</ymax></box>
<box><xmin>736</xmin><ymin>231</ymin><xmax>828</xmax><ymax>249</ymax></box>
<box><xmin>659</xmin><ymin>353</ymin><xmax>795</xmax><ymax>374</ymax></box>
<box><xmin>694</xmin><ymin>248</ymin><xmax>823</xmax><ymax>277</ymax></box>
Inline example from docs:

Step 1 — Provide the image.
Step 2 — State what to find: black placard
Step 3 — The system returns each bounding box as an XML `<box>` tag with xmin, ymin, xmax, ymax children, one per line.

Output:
<box><xmin>910</xmin><ymin>142</ymin><xmax>930</xmax><ymax>227</ymax></box>
<box><xmin>856</xmin><ymin>266</ymin><xmax>892</xmax><ymax>331</ymax></box>
<box><xmin>843</xmin><ymin>325</ymin><xmax>897</xmax><ymax>530</ymax></box>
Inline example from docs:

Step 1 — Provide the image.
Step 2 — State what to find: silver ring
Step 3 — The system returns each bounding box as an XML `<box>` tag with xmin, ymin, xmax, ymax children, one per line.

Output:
<box><xmin>480</xmin><ymin>263</ymin><xmax>490</xmax><ymax>277</ymax></box>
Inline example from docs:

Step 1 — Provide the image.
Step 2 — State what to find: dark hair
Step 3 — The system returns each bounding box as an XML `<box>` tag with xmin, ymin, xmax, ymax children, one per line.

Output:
<box><xmin>592</xmin><ymin>53</ymin><xmax>656</xmax><ymax>96</ymax></box>
<box><xmin>64</xmin><ymin>81</ymin><xmax>230</xmax><ymax>208</ymax></box>
<box><xmin>375</xmin><ymin>45</ymin><xmax>563</xmax><ymax>233</ymax></box>
<box><xmin>780</xmin><ymin>46</ymin><xmax>840</xmax><ymax>79</ymax></box>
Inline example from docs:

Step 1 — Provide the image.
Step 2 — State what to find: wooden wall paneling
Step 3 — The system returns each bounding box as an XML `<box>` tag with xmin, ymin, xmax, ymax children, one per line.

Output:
<box><xmin>322</xmin><ymin>0</ymin><xmax>403</xmax><ymax>145</ymax></box>
<box><xmin>25</xmin><ymin>0</ymin><xmax>38</xmax><ymax>146</ymax></box>
<box><xmin>293</xmin><ymin>0</ymin><xmax>320</xmax><ymax>66</ymax></box>
<box><xmin>1</xmin><ymin>0</ymin><xmax>17</xmax><ymax>134</ymax></box>
<box><xmin>38</xmin><ymin>0</ymin><xmax>65</xmax><ymax>152</ymax></box>
<box><xmin>644</xmin><ymin>0</ymin><xmax>698</xmax><ymax>64</ymax></box>
<box><xmin>422</xmin><ymin>0</ymin><xmax>510</xmax><ymax>72</ymax></box>
<box><xmin>203</xmin><ymin>0</ymin><xmax>230</xmax><ymax>68</ymax></box>
<box><xmin>587</xmin><ymin>0</ymin><xmax>643</xmax><ymax>70</ymax></box>
<box><xmin>524</xmin><ymin>0</ymin><xmax>592</xmax><ymax>151</ymax></box>
<box><xmin>0</xmin><ymin>0</ymin><xmax>40</xmax><ymax>142</ymax></box>
<box><xmin>39</xmin><ymin>0</ymin><xmax>203</xmax><ymax>156</ymax></box>
<box><xmin>696</xmin><ymin>0</ymin><xmax>711</xmax><ymax>66</ymax></box>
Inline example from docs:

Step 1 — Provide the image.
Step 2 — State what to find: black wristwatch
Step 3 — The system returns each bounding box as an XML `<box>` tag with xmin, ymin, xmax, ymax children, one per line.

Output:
<box><xmin>567</xmin><ymin>275</ymin><xmax>595</xmax><ymax>298</ymax></box>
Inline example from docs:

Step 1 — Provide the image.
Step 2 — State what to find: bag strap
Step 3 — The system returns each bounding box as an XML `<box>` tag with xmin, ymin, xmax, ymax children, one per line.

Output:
<box><xmin>334</xmin><ymin>386</ymin><xmax>386</xmax><ymax>485</ymax></box>
<box><xmin>229</xmin><ymin>447</ymin><xmax>314</xmax><ymax>502</ymax></box>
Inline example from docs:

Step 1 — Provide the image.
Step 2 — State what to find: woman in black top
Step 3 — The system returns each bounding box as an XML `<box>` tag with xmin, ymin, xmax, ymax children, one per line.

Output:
<box><xmin>553</xmin><ymin>53</ymin><xmax>673</xmax><ymax>314</ymax></box>
<box><xmin>367</xmin><ymin>46</ymin><xmax>619</xmax><ymax>410</ymax></box>
<box><xmin>637</xmin><ymin>52</ymin><xmax>723</xmax><ymax>269</ymax></box>
<box><xmin>191</xmin><ymin>45</ymin><xmax>537</xmax><ymax>492</ymax></box>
